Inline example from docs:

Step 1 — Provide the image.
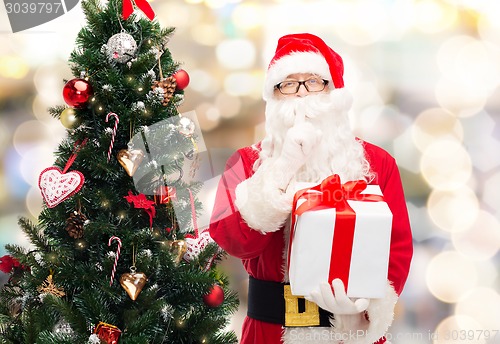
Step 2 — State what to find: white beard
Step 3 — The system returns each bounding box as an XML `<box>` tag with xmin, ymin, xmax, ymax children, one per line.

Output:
<box><xmin>256</xmin><ymin>89</ymin><xmax>372</xmax><ymax>184</ymax></box>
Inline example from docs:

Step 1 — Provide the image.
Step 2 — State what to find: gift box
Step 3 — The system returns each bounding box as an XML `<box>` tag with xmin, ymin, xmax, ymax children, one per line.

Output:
<box><xmin>94</xmin><ymin>321</ymin><xmax>122</xmax><ymax>344</ymax></box>
<box><xmin>288</xmin><ymin>175</ymin><xmax>392</xmax><ymax>299</ymax></box>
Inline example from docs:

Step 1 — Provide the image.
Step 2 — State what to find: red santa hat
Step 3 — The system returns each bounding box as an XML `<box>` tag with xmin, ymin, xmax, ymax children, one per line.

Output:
<box><xmin>263</xmin><ymin>33</ymin><xmax>345</xmax><ymax>101</ymax></box>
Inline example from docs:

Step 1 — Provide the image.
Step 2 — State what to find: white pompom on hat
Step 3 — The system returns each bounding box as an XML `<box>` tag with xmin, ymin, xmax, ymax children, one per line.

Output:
<box><xmin>263</xmin><ymin>33</ymin><xmax>345</xmax><ymax>101</ymax></box>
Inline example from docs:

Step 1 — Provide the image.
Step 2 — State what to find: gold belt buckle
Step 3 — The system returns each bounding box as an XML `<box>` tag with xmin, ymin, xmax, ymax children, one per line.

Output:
<box><xmin>284</xmin><ymin>285</ymin><xmax>320</xmax><ymax>327</ymax></box>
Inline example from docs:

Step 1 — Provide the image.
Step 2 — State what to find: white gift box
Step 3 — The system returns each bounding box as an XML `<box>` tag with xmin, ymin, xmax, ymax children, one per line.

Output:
<box><xmin>288</xmin><ymin>182</ymin><xmax>393</xmax><ymax>299</ymax></box>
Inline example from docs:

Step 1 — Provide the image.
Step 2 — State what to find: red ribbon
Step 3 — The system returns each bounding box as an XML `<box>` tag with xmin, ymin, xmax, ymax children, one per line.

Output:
<box><xmin>122</xmin><ymin>0</ymin><xmax>155</xmax><ymax>21</ymax></box>
<box><xmin>288</xmin><ymin>174</ymin><xmax>384</xmax><ymax>293</ymax></box>
<box><xmin>62</xmin><ymin>138</ymin><xmax>88</xmax><ymax>174</ymax></box>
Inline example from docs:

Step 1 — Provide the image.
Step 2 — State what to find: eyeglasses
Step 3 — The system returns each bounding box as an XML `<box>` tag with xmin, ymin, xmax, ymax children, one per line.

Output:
<box><xmin>275</xmin><ymin>77</ymin><xmax>329</xmax><ymax>95</ymax></box>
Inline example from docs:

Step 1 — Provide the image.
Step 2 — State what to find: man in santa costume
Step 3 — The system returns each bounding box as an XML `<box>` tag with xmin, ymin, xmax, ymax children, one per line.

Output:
<box><xmin>209</xmin><ymin>33</ymin><xmax>413</xmax><ymax>344</ymax></box>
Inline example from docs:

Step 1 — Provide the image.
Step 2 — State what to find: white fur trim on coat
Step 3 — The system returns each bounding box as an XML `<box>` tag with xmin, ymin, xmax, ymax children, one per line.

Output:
<box><xmin>264</xmin><ymin>51</ymin><xmax>332</xmax><ymax>101</ymax></box>
<box><xmin>282</xmin><ymin>281</ymin><xmax>398</xmax><ymax>344</ymax></box>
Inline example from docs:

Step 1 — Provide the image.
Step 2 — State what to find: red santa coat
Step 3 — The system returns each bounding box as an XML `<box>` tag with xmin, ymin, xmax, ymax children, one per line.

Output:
<box><xmin>209</xmin><ymin>141</ymin><xmax>413</xmax><ymax>344</ymax></box>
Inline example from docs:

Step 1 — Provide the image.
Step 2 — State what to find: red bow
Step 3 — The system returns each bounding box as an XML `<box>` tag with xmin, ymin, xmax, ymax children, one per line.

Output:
<box><xmin>122</xmin><ymin>0</ymin><xmax>155</xmax><ymax>21</ymax></box>
<box><xmin>292</xmin><ymin>175</ymin><xmax>375</xmax><ymax>217</ymax></box>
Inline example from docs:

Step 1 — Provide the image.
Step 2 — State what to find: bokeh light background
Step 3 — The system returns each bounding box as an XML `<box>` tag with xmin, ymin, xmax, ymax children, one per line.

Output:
<box><xmin>1</xmin><ymin>0</ymin><xmax>500</xmax><ymax>342</ymax></box>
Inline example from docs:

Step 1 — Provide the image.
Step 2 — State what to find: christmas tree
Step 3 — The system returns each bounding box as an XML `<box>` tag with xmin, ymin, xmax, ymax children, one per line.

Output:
<box><xmin>0</xmin><ymin>0</ymin><xmax>239</xmax><ymax>342</ymax></box>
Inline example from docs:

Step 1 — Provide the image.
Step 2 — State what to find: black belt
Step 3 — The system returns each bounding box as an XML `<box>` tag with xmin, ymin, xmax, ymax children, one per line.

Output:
<box><xmin>247</xmin><ymin>276</ymin><xmax>332</xmax><ymax>327</ymax></box>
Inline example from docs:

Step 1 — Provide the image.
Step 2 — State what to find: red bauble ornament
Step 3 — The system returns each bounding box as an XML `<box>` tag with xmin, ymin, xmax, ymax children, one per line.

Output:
<box><xmin>173</xmin><ymin>69</ymin><xmax>190</xmax><ymax>90</ymax></box>
<box><xmin>203</xmin><ymin>284</ymin><xmax>224</xmax><ymax>308</ymax></box>
<box><xmin>63</xmin><ymin>78</ymin><xmax>93</xmax><ymax>108</ymax></box>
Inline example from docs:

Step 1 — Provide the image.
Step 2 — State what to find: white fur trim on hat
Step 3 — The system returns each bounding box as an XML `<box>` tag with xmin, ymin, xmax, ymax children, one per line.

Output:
<box><xmin>263</xmin><ymin>51</ymin><xmax>332</xmax><ymax>101</ymax></box>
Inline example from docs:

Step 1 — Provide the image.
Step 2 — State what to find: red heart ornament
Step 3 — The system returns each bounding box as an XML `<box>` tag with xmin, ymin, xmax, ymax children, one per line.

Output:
<box><xmin>38</xmin><ymin>167</ymin><xmax>84</xmax><ymax>208</ymax></box>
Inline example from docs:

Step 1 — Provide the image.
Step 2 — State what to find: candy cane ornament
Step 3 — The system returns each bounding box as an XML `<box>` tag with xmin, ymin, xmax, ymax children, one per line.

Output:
<box><xmin>105</xmin><ymin>112</ymin><xmax>119</xmax><ymax>162</ymax></box>
<box><xmin>108</xmin><ymin>236</ymin><xmax>122</xmax><ymax>286</ymax></box>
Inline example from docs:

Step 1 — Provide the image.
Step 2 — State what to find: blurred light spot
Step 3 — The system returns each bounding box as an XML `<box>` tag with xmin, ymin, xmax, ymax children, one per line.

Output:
<box><xmin>215</xmin><ymin>92</ymin><xmax>241</xmax><ymax>119</ymax></box>
<box><xmin>436</xmin><ymin>36</ymin><xmax>500</xmax><ymax>116</ymax></box>
<box><xmin>444</xmin><ymin>0</ymin><xmax>491</xmax><ymax>12</ymax></box>
<box><xmin>189</xmin><ymin>69</ymin><xmax>220</xmax><ymax>96</ymax></box>
<box><xmin>253</xmin><ymin>121</ymin><xmax>265</xmax><ymax>143</ymax></box>
<box><xmin>206</xmin><ymin>107</ymin><xmax>221</xmax><ymax>122</ymax></box>
<box><xmin>452</xmin><ymin>210</ymin><xmax>500</xmax><ymax>261</ymax></box>
<box><xmin>19</xmin><ymin>145</ymin><xmax>56</xmax><ymax>187</ymax></box>
<box><xmin>412</xmin><ymin>108</ymin><xmax>463</xmax><ymax>152</ymax></box>
<box><xmin>426</xmin><ymin>251</ymin><xmax>477</xmax><ymax>303</ymax></box>
<box><xmin>0</xmin><ymin>215</ymin><xmax>30</xmax><ymax>250</ymax></box>
<box><xmin>467</xmin><ymin>133</ymin><xmax>500</xmax><ymax>172</ymax></box>
<box><xmin>13</xmin><ymin>120</ymin><xmax>64</xmax><ymax>157</ymax></box>
<box><xmin>455</xmin><ymin>287</ymin><xmax>500</xmax><ymax>330</ymax></box>
<box><xmin>414</xmin><ymin>0</ymin><xmax>457</xmax><ymax>34</ymax></box>
<box><xmin>0</xmin><ymin>122</ymin><xmax>9</xmax><ymax>155</ymax></box>
<box><xmin>216</xmin><ymin>39</ymin><xmax>256</xmax><ymax>70</ymax></box>
<box><xmin>455</xmin><ymin>41</ymin><xmax>500</xmax><ymax>92</ymax></box>
<box><xmin>205</xmin><ymin>0</ymin><xmax>241</xmax><ymax>9</ymax></box>
<box><xmin>156</xmin><ymin>2</ymin><xmax>193</xmax><ymax>30</ymax></box>
<box><xmin>195</xmin><ymin>103</ymin><xmax>220</xmax><ymax>131</ymax></box>
<box><xmin>13</xmin><ymin>121</ymin><xmax>50</xmax><ymax>155</ymax></box>
<box><xmin>460</xmin><ymin>112</ymin><xmax>500</xmax><ymax>172</ymax></box>
<box><xmin>224</xmin><ymin>72</ymin><xmax>260</xmax><ymax>97</ymax></box>
<box><xmin>474</xmin><ymin>260</ymin><xmax>498</xmax><ymax>288</ymax></box>
<box><xmin>420</xmin><ymin>139</ymin><xmax>472</xmax><ymax>190</ymax></box>
<box><xmin>32</xmin><ymin>96</ymin><xmax>55</xmax><ymax>121</ymax></box>
<box><xmin>191</xmin><ymin>24</ymin><xmax>221</xmax><ymax>46</ymax></box>
<box><xmin>407</xmin><ymin>203</ymin><xmax>438</xmax><ymax>242</ymax></box>
<box><xmin>387</xmin><ymin>0</ymin><xmax>415</xmax><ymax>38</ymax></box>
<box><xmin>0</xmin><ymin>55</ymin><xmax>29</xmax><ymax>79</ymax></box>
<box><xmin>393</xmin><ymin>127</ymin><xmax>422</xmax><ymax>174</ymax></box>
<box><xmin>26</xmin><ymin>186</ymin><xmax>43</xmax><ymax>218</ymax></box>
<box><xmin>33</xmin><ymin>63</ymin><xmax>71</xmax><ymax>105</ymax></box>
<box><xmin>232</xmin><ymin>3</ymin><xmax>264</xmax><ymax>30</ymax></box>
<box><xmin>435</xmin><ymin>77</ymin><xmax>487</xmax><ymax>117</ymax></box>
<box><xmin>427</xmin><ymin>186</ymin><xmax>479</xmax><ymax>233</ymax></box>
<box><xmin>482</xmin><ymin>171</ymin><xmax>500</xmax><ymax>216</ymax></box>
<box><xmin>4</xmin><ymin>148</ymin><xmax>30</xmax><ymax>199</ymax></box>
<box><xmin>478</xmin><ymin>4</ymin><xmax>500</xmax><ymax>46</ymax></box>
<box><xmin>349</xmin><ymin>84</ymin><xmax>385</xmax><ymax>131</ymax></box>
<box><xmin>355</xmin><ymin>105</ymin><xmax>410</xmax><ymax>144</ymax></box>
<box><xmin>0</xmin><ymin>174</ymin><xmax>6</xmax><ymax>204</ymax></box>
<box><xmin>336</xmin><ymin>2</ymin><xmax>389</xmax><ymax>45</ymax></box>
<box><xmin>437</xmin><ymin>35</ymin><xmax>475</xmax><ymax>77</ymax></box>
<box><xmin>434</xmin><ymin>315</ymin><xmax>485</xmax><ymax>344</ymax></box>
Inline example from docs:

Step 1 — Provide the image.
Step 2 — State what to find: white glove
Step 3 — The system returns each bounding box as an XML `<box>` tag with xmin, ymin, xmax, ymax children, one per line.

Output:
<box><xmin>306</xmin><ymin>279</ymin><xmax>370</xmax><ymax>315</ymax></box>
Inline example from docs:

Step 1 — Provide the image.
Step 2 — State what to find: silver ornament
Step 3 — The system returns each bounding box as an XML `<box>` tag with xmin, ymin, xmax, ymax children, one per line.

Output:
<box><xmin>178</xmin><ymin>117</ymin><xmax>195</xmax><ymax>137</ymax></box>
<box><xmin>106</xmin><ymin>32</ymin><xmax>138</xmax><ymax>63</ymax></box>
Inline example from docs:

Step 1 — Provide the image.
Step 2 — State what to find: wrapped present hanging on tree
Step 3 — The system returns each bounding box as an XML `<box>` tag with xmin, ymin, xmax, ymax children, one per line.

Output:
<box><xmin>288</xmin><ymin>174</ymin><xmax>393</xmax><ymax>299</ymax></box>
